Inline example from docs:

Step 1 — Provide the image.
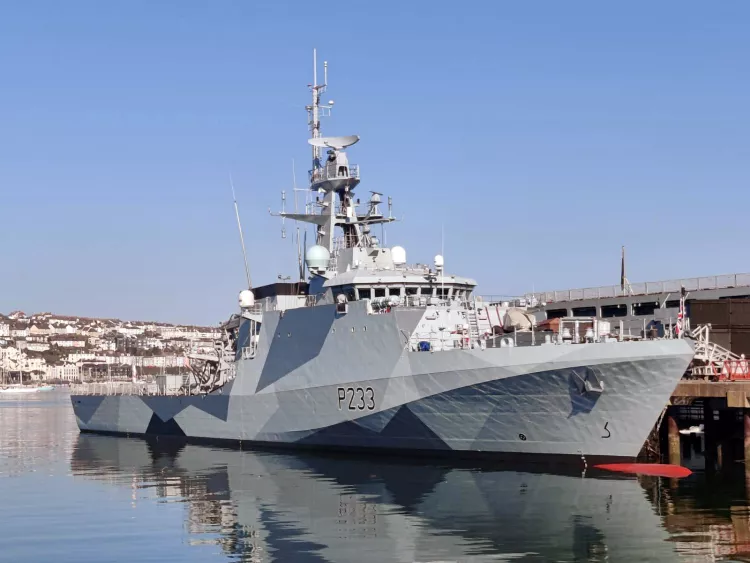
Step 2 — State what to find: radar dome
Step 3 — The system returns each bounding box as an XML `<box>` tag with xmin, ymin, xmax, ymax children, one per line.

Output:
<box><xmin>391</xmin><ymin>246</ymin><xmax>406</xmax><ymax>265</ymax></box>
<box><xmin>239</xmin><ymin>289</ymin><xmax>255</xmax><ymax>308</ymax></box>
<box><xmin>305</xmin><ymin>245</ymin><xmax>330</xmax><ymax>272</ymax></box>
<box><xmin>434</xmin><ymin>254</ymin><xmax>444</xmax><ymax>269</ymax></box>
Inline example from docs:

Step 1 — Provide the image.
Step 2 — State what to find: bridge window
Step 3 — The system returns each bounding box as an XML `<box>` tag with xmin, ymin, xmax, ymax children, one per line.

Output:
<box><xmin>374</xmin><ymin>288</ymin><xmax>386</xmax><ymax>298</ymax></box>
<box><xmin>572</xmin><ymin>306</ymin><xmax>596</xmax><ymax>317</ymax></box>
<box><xmin>665</xmin><ymin>300</ymin><xmax>680</xmax><ymax>309</ymax></box>
<box><xmin>332</xmin><ymin>286</ymin><xmax>356</xmax><ymax>301</ymax></box>
<box><xmin>358</xmin><ymin>288</ymin><xmax>371</xmax><ymax>300</ymax></box>
<box><xmin>601</xmin><ymin>304</ymin><xmax>627</xmax><ymax>318</ymax></box>
<box><xmin>405</xmin><ymin>287</ymin><xmax>418</xmax><ymax>296</ymax></box>
<box><xmin>633</xmin><ymin>302</ymin><xmax>658</xmax><ymax>316</ymax></box>
<box><xmin>436</xmin><ymin>287</ymin><xmax>449</xmax><ymax>299</ymax></box>
<box><xmin>547</xmin><ymin>309</ymin><xmax>567</xmax><ymax>319</ymax></box>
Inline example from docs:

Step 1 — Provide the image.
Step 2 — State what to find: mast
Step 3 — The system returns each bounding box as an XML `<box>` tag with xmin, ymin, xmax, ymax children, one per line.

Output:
<box><xmin>307</xmin><ymin>49</ymin><xmax>328</xmax><ymax>171</ymax></box>
<box><xmin>271</xmin><ymin>49</ymin><xmax>395</xmax><ymax>273</ymax></box>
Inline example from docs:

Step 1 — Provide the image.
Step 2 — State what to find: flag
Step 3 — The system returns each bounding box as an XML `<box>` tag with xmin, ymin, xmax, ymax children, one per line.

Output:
<box><xmin>676</xmin><ymin>286</ymin><xmax>686</xmax><ymax>337</ymax></box>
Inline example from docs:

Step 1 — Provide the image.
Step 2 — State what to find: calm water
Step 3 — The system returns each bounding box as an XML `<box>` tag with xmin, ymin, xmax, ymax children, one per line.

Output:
<box><xmin>2</xmin><ymin>390</ymin><xmax>750</xmax><ymax>562</ymax></box>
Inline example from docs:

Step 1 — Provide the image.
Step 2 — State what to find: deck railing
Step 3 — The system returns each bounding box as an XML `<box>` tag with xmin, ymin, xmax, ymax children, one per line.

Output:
<box><xmin>309</xmin><ymin>163</ymin><xmax>360</xmax><ymax>184</ymax></box>
<box><xmin>525</xmin><ymin>273</ymin><xmax>750</xmax><ymax>304</ymax></box>
<box><xmin>71</xmin><ymin>382</ymin><xmax>160</xmax><ymax>396</ymax></box>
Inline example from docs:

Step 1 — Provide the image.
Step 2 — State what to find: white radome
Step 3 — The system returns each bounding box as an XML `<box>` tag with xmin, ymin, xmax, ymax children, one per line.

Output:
<box><xmin>434</xmin><ymin>254</ymin><xmax>444</xmax><ymax>268</ymax></box>
<box><xmin>239</xmin><ymin>289</ymin><xmax>255</xmax><ymax>308</ymax></box>
<box><xmin>391</xmin><ymin>246</ymin><xmax>406</xmax><ymax>265</ymax></box>
<box><xmin>305</xmin><ymin>245</ymin><xmax>331</xmax><ymax>272</ymax></box>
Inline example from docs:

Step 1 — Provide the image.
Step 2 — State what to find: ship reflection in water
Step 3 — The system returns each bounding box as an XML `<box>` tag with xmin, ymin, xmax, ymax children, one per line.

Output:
<box><xmin>5</xmin><ymin>392</ymin><xmax>750</xmax><ymax>562</ymax></box>
<box><xmin>64</xmin><ymin>433</ymin><xmax>750</xmax><ymax>562</ymax></box>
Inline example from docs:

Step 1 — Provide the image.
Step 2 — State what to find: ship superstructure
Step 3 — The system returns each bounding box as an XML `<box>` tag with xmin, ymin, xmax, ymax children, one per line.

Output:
<box><xmin>71</xmin><ymin>50</ymin><xmax>696</xmax><ymax>463</ymax></box>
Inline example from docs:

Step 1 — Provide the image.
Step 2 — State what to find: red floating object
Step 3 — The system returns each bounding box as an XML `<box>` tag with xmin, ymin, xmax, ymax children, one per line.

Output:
<box><xmin>594</xmin><ymin>463</ymin><xmax>692</xmax><ymax>478</ymax></box>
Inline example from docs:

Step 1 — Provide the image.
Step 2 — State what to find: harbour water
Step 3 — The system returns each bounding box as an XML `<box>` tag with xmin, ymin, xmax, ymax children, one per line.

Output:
<box><xmin>3</xmin><ymin>389</ymin><xmax>750</xmax><ymax>562</ymax></box>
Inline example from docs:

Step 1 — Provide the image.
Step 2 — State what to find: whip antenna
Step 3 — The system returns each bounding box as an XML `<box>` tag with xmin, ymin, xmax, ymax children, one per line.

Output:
<box><xmin>230</xmin><ymin>174</ymin><xmax>252</xmax><ymax>289</ymax></box>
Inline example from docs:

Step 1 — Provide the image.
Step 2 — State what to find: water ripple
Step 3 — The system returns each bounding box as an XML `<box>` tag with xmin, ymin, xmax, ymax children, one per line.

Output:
<box><xmin>3</xmin><ymin>389</ymin><xmax>750</xmax><ymax>562</ymax></box>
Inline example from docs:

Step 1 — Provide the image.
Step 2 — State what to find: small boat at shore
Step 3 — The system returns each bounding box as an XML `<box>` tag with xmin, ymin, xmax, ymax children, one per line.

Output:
<box><xmin>0</xmin><ymin>384</ymin><xmax>55</xmax><ymax>394</ymax></box>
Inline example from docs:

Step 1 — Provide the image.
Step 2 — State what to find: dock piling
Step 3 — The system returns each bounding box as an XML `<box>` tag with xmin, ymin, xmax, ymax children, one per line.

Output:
<box><xmin>668</xmin><ymin>416</ymin><xmax>681</xmax><ymax>466</ymax></box>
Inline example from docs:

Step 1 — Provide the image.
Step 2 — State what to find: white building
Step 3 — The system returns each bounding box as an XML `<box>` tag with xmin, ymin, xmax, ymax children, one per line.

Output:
<box><xmin>158</xmin><ymin>327</ymin><xmax>184</xmax><ymax>339</ymax></box>
<box><xmin>0</xmin><ymin>346</ymin><xmax>22</xmax><ymax>370</ymax></box>
<box><xmin>139</xmin><ymin>337</ymin><xmax>165</xmax><ymax>350</ymax></box>
<box><xmin>49</xmin><ymin>336</ymin><xmax>86</xmax><ymax>348</ymax></box>
<box><xmin>94</xmin><ymin>355</ymin><xmax>123</xmax><ymax>365</ymax></box>
<box><xmin>66</xmin><ymin>352</ymin><xmax>96</xmax><ymax>363</ymax></box>
<box><xmin>47</xmin><ymin>363</ymin><xmax>80</xmax><ymax>382</ymax></box>
<box><xmin>141</xmin><ymin>355</ymin><xmax>186</xmax><ymax>368</ymax></box>
<box><xmin>29</xmin><ymin>324</ymin><xmax>51</xmax><ymax>336</ymax></box>
<box><xmin>96</xmin><ymin>340</ymin><xmax>116</xmax><ymax>352</ymax></box>
<box><xmin>22</xmin><ymin>356</ymin><xmax>46</xmax><ymax>373</ymax></box>
<box><xmin>118</xmin><ymin>324</ymin><xmax>145</xmax><ymax>336</ymax></box>
<box><xmin>11</xmin><ymin>326</ymin><xmax>29</xmax><ymax>338</ymax></box>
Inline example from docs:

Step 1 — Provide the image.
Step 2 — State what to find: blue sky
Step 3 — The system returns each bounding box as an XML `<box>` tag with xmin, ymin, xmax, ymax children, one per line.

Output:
<box><xmin>1</xmin><ymin>1</ymin><xmax>748</xmax><ymax>325</ymax></box>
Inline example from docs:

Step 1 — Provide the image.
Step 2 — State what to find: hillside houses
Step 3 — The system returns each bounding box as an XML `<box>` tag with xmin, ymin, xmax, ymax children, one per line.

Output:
<box><xmin>0</xmin><ymin>318</ymin><xmax>10</xmax><ymax>338</ymax></box>
<box><xmin>0</xmin><ymin>310</ymin><xmax>221</xmax><ymax>383</ymax></box>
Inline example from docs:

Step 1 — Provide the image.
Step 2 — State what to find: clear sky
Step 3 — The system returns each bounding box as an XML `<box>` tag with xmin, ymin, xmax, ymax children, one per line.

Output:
<box><xmin>1</xmin><ymin>1</ymin><xmax>748</xmax><ymax>326</ymax></box>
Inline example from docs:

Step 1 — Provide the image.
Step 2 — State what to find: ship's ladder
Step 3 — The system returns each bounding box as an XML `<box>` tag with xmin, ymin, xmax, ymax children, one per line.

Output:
<box><xmin>690</xmin><ymin>324</ymin><xmax>749</xmax><ymax>380</ymax></box>
<box><xmin>466</xmin><ymin>308</ymin><xmax>481</xmax><ymax>342</ymax></box>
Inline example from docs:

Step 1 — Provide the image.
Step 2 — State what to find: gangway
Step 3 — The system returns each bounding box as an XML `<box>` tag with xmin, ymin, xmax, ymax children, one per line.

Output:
<box><xmin>689</xmin><ymin>324</ymin><xmax>749</xmax><ymax>380</ymax></box>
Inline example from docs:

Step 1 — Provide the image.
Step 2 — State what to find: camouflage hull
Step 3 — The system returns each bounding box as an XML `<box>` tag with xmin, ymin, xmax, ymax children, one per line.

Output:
<box><xmin>71</xmin><ymin>302</ymin><xmax>694</xmax><ymax>461</ymax></box>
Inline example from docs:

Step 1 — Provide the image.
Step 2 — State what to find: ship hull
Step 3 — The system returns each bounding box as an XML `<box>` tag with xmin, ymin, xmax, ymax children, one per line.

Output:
<box><xmin>71</xmin><ymin>339</ymin><xmax>693</xmax><ymax>462</ymax></box>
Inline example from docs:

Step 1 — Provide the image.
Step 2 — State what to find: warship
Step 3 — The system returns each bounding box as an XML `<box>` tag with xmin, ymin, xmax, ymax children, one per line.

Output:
<box><xmin>71</xmin><ymin>50</ymin><xmax>695</xmax><ymax>463</ymax></box>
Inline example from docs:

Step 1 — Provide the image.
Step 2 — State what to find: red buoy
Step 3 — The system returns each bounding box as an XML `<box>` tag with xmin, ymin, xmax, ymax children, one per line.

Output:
<box><xmin>594</xmin><ymin>463</ymin><xmax>692</xmax><ymax>478</ymax></box>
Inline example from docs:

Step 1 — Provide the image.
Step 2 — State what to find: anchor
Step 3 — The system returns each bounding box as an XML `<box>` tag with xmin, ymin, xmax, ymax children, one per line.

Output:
<box><xmin>572</xmin><ymin>367</ymin><xmax>605</xmax><ymax>397</ymax></box>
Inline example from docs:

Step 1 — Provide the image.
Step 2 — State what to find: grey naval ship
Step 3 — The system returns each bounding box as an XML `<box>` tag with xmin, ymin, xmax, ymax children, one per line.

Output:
<box><xmin>71</xmin><ymin>50</ymin><xmax>695</xmax><ymax>463</ymax></box>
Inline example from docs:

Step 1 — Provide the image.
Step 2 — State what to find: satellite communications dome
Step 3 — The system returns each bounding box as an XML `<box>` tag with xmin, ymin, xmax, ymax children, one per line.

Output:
<box><xmin>391</xmin><ymin>246</ymin><xmax>406</xmax><ymax>266</ymax></box>
<box><xmin>305</xmin><ymin>245</ymin><xmax>331</xmax><ymax>272</ymax></box>
<box><xmin>434</xmin><ymin>254</ymin><xmax>444</xmax><ymax>269</ymax></box>
<box><xmin>239</xmin><ymin>289</ymin><xmax>255</xmax><ymax>308</ymax></box>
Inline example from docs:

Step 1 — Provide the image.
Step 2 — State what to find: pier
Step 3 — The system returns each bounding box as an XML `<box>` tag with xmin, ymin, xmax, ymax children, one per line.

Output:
<box><xmin>661</xmin><ymin>389</ymin><xmax>750</xmax><ymax>473</ymax></box>
<box><xmin>660</xmin><ymin>299</ymin><xmax>750</xmax><ymax>471</ymax></box>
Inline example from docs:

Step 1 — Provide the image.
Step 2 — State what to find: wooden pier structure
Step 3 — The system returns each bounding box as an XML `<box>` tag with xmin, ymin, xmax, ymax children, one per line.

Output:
<box><xmin>659</xmin><ymin>299</ymin><xmax>750</xmax><ymax>470</ymax></box>
<box><xmin>664</xmin><ymin>381</ymin><xmax>750</xmax><ymax>470</ymax></box>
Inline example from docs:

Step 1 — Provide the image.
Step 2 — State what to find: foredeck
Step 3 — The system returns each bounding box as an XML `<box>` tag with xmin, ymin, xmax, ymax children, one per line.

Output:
<box><xmin>526</xmin><ymin>273</ymin><xmax>750</xmax><ymax>305</ymax></box>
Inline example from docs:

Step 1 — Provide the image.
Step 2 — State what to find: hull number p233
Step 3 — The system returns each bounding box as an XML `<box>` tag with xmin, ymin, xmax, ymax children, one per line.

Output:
<box><xmin>337</xmin><ymin>387</ymin><xmax>375</xmax><ymax>411</ymax></box>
